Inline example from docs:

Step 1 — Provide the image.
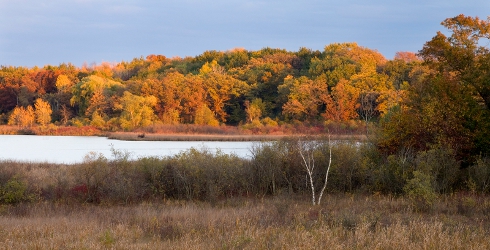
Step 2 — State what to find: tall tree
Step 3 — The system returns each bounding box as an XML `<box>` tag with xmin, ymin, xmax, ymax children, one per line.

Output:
<box><xmin>115</xmin><ymin>91</ymin><xmax>157</xmax><ymax>130</ymax></box>
<box><xmin>279</xmin><ymin>75</ymin><xmax>328</xmax><ymax>121</ymax></box>
<box><xmin>198</xmin><ymin>60</ymin><xmax>249</xmax><ymax>122</ymax></box>
<box><xmin>34</xmin><ymin>98</ymin><xmax>52</xmax><ymax>126</ymax></box>
<box><xmin>70</xmin><ymin>75</ymin><xmax>122</xmax><ymax>117</ymax></box>
<box><xmin>322</xmin><ymin>79</ymin><xmax>360</xmax><ymax>122</ymax></box>
<box><xmin>244</xmin><ymin>98</ymin><xmax>264</xmax><ymax>123</ymax></box>
<box><xmin>8</xmin><ymin>106</ymin><xmax>35</xmax><ymax>128</ymax></box>
<box><xmin>419</xmin><ymin>14</ymin><xmax>490</xmax><ymax>110</ymax></box>
<box><xmin>140</xmin><ymin>74</ymin><xmax>184</xmax><ymax>124</ymax></box>
<box><xmin>180</xmin><ymin>75</ymin><xmax>207</xmax><ymax>123</ymax></box>
<box><xmin>379</xmin><ymin>15</ymin><xmax>490</xmax><ymax>161</ymax></box>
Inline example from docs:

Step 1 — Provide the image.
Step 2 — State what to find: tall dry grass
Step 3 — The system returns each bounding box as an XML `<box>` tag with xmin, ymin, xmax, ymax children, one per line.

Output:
<box><xmin>107</xmin><ymin>132</ymin><xmax>289</xmax><ymax>141</ymax></box>
<box><xmin>0</xmin><ymin>194</ymin><xmax>489</xmax><ymax>249</ymax></box>
<box><xmin>107</xmin><ymin>131</ymin><xmax>366</xmax><ymax>142</ymax></box>
<box><xmin>0</xmin><ymin>125</ymin><xmax>20</xmax><ymax>135</ymax></box>
<box><xmin>0</xmin><ymin>125</ymin><xmax>103</xmax><ymax>136</ymax></box>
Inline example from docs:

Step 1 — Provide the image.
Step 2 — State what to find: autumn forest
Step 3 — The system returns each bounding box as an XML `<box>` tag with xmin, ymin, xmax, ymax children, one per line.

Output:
<box><xmin>1</xmin><ymin>14</ymin><xmax>490</xmax><ymax>166</ymax></box>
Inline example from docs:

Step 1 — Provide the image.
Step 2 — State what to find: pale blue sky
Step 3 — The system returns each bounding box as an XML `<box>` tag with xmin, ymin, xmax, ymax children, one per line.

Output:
<box><xmin>1</xmin><ymin>0</ymin><xmax>489</xmax><ymax>67</ymax></box>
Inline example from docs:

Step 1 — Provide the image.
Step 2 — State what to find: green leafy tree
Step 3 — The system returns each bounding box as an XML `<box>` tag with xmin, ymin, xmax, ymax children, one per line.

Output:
<box><xmin>70</xmin><ymin>75</ymin><xmax>122</xmax><ymax>117</ymax></box>
<box><xmin>115</xmin><ymin>91</ymin><xmax>157</xmax><ymax>130</ymax></box>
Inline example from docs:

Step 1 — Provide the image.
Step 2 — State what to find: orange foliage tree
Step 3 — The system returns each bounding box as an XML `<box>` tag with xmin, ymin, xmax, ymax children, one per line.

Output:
<box><xmin>322</xmin><ymin>79</ymin><xmax>359</xmax><ymax>122</ymax></box>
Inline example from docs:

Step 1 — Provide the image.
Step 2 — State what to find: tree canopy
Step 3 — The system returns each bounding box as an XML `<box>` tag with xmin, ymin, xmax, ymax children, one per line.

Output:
<box><xmin>378</xmin><ymin>14</ymin><xmax>490</xmax><ymax>163</ymax></box>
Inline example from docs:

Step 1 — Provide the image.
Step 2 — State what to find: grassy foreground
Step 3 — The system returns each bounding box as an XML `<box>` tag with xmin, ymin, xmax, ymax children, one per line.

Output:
<box><xmin>1</xmin><ymin>194</ymin><xmax>489</xmax><ymax>249</ymax></box>
<box><xmin>1</xmin><ymin>138</ymin><xmax>489</xmax><ymax>249</ymax></box>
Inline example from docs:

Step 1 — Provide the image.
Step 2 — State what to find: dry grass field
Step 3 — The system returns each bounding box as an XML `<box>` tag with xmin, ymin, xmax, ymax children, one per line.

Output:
<box><xmin>1</xmin><ymin>194</ymin><xmax>489</xmax><ymax>249</ymax></box>
<box><xmin>0</xmin><ymin>136</ymin><xmax>488</xmax><ymax>249</ymax></box>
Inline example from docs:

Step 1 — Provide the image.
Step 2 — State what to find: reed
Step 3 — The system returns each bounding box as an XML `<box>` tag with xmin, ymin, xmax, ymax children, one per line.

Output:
<box><xmin>0</xmin><ymin>125</ymin><xmax>104</xmax><ymax>136</ymax></box>
<box><xmin>0</xmin><ymin>125</ymin><xmax>20</xmax><ymax>135</ymax></box>
<box><xmin>107</xmin><ymin>132</ymin><xmax>287</xmax><ymax>141</ymax></box>
<box><xmin>107</xmin><ymin>132</ymin><xmax>366</xmax><ymax>142</ymax></box>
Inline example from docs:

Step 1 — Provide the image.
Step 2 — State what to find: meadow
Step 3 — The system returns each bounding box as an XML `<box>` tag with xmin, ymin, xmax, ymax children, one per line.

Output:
<box><xmin>0</xmin><ymin>138</ymin><xmax>489</xmax><ymax>249</ymax></box>
<box><xmin>1</xmin><ymin>195</ymin><xmax>489</xmax><ymax>249</ymax></box>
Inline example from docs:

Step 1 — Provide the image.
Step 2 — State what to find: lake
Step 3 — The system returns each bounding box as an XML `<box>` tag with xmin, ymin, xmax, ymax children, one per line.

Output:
<box><xmin>0</xmin><ymin>135</ymin><xmax>258</xmax><ymax>164</ymax></box>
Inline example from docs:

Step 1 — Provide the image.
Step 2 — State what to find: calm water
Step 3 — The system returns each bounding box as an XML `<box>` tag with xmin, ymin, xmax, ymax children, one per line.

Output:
<box><xmin>0</xmin><ymin>135</ymin><xmax>257</xmax><ymax>164</ymax></box>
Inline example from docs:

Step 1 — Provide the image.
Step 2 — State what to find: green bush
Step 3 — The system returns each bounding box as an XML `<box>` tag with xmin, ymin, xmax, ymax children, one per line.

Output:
<box><xmin>415</xmin><ymin>147</ymin><xmax>459</xmax><ymax>194</ymax></box>
<box><xmin>139</xmin><ymin>156</ymin><xmax>172</xmax><ymax>199</ymax></box>
<box><xmin>373</xmin><ymin>149</ymin><xmax>414</xmax><ymax>195</ymax></box>
<box><xmin>0</xmin><ymin>177</ymin><xmax>29</xmax><ymax>204</ymax></box>
<box><xmin>467</xmin><ymin>156</ymin><xmax>490</xmax><ymax>193</ymax></box>
<box><xmin>403</xmin><ymin>171</ymin><xmax>438</xmax><ymax>212</ymax></box>
<box><xmin>329</xmin><ymin>142</ymin><xmax>365</xmax><ymax>192</ymax></box>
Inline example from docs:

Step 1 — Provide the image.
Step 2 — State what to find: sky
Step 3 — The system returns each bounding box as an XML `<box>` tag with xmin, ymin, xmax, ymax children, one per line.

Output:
<box><xmin>1</xmin><ymin>0</ymin><xmax>489</xmax><ymax>67</ymax></box>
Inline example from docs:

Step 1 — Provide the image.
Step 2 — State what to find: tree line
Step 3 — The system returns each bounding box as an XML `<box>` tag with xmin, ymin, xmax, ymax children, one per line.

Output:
<box><xmin>0</xmin><ymin>44</ymin><xmax>415</xmax><ymax>129</ymax></box>
<box><xmin>1</xmin><ymin>14</ymin><xmax>489</xmax><ymax>164</ymax></box>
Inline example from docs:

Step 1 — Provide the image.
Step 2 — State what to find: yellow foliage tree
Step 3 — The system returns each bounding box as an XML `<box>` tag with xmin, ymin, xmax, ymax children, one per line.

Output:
<box><xmin>280</xmin><ymin>76</ymin><xmax>328</xmax><ymax>121</ymax></box>
<box><xmin>245</xmin><ymin>98</ymin><xmax>263</xmax><ymax>123</ymax></box>
<box><xmin>194</xmin><ymin>105</ymin><xmax>219</xmax><ymax>126</ymax></box>
<box><xmin>8</xmin><ymin>106</ymin><xmax>35</xmax><ymax>128</ymax></box>
<box><xmin>55</xmin><ymin>74</ymin><xmax>73</xmax><ymax>93</ymax></box>
<box><xmin>34</xmin><ymin>98</ymin><xmax>52</xmax><ymax>126</ymax></box>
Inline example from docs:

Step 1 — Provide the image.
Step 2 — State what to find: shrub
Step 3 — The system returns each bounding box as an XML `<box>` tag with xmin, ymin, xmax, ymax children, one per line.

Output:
<box><xmin>403</xmin><ymin>171</ymin><xmax>438</xmax><ymax>212</ymax></box>
<box><xmin>249</xmin><ymin>139</ymin><xmax>304</xmax><ymax>196</ymax></box>
<box><xmin>261</xmin><ymin>117</ymin><xmax>278</xmax><ymax>126</ymax></box>
<box><xmin>138</xmin><ymin>156</ymin><xmax>171</xmax><ymax>199</ymax></box>
<box><xmin>373</xmin><ymin>149</ymin><xmax>415</xmax><ymax>195</ymax></box>
<box><xmin>329</xmin><ymin>141</ymin><xmax>365</xmax><ymax>192</ymax></box>
<box><xmin>72</xmin><ymin>152</ymin><xmax>110</xmax><ymax>203</ymax></box>
<box><xmin>90</xmin><ymin>112</ymin><xmax>106</xmax><ymax>129</ymax></box>
<box><xmin>467</xmin><ymin>156</ymin><xmax>490</xmax><ymax>193</ymax></box>
<box><xmin>105</xmin><ymin>148</ymin><xmax>147</xmax><ymax>203</ymax></box>
<box><xmin>415</xmin><ymin>147</ymin><xmax>459</xmax><ymax>194</ymax></box>
<box><xmin>0</xmin><ymin>177</ymin><xmax>29</xmax><ymax>204</ymax></box>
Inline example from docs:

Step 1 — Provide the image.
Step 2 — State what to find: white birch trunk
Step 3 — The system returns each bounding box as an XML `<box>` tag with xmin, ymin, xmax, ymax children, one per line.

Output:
<box><xmin>317</xmin><ymin>135</ymin><xmax>332</xmax><ymax>205</ymax></box>
<box><xmin>299</xmin><ymin>136</ymin><xmax>332</xmax><ymax>206</ymax></box>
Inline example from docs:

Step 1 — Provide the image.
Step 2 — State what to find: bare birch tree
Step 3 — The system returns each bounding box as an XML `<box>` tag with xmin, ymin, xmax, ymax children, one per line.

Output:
<box><xmin>298</xmin><ymin>136</ymin><xmax>332</xmax><ymax>205</ymax></box>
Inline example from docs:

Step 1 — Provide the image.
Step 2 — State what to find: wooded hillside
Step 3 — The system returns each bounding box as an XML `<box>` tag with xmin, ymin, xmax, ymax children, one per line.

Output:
<box><xmin>1</xmin><ymin>14</ymin><xmax>489</xmax><ymax>162</ymax></box>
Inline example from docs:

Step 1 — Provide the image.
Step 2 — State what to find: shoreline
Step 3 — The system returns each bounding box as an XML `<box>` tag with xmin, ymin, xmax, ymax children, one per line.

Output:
<box><xmin>0</xmin><ymin>125</ymin><xmax>367</xmax><ymax>141</ymax></box>
<box><xmin>107</xmin><ymin>132</ymin><xmax>367</xmax><ymax>141</ymax></box>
